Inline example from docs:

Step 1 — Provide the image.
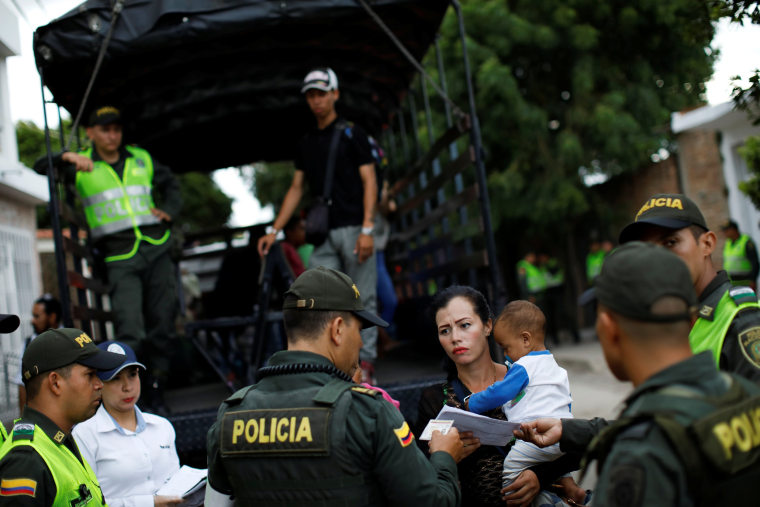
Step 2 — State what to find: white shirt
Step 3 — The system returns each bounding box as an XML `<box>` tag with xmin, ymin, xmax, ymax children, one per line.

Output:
<box><xmin>73</xmin><ymin>404</ymin><xmax>180</xmax><ymax>507</ymax></box>
<box><xmin>469</xmin><ymin>351</ymin><xmax>573</xmax><ymax>422</ymax></box>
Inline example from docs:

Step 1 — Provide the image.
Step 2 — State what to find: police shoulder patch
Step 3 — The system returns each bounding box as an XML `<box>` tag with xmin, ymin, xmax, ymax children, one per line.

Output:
<box><xmin>393</xmin><ymin>421</ymin><xmax>414</xmax><ymax>448</ymax></box>
<box><xmin>737</xmin><ymin>326</ymin><xmax>760</xmax><ymax>370</ymax></box>
<box><xmin>351</xmin><ymin>386</ymin><xmax>380</xmax><ymax>397</ymax></box>
<box><xmin>0</xmin><ymin>478</ymin><xmax>37</xmax><ymax>497</ymax></box>
<box><xmin>604</xmin><ymin>463</ymin><xmax>645</xmax><ymax>507</ymax></box>
<box><xmin>729</xmin><ymin>286</ymin><xmax>757</xmax><ymax>306</ymax></box>
<box><xmin>53</xmin><ymin>431</ymin><xmax>65</xmax><ymax>444</ymax></box>
<box><xmin>11</xmin><ymin>424</ymin><xmax>34</xmax><ymax>442</ymax></box>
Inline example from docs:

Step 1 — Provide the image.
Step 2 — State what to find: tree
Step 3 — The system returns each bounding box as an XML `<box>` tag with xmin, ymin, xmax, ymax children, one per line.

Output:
<box><xmin>433</xmin><ymin>0</ymin><xmax>714</xmax><ymax>235</ymax></box>
<box><xmin>16</xmin><ymin>120</ymin><xmax>233</xmax><ymax>234</ymax></box>
<box><xmin>404</xmin><ymin>0</ymin><xmax>716</xmax><ymax>301</ymax></box>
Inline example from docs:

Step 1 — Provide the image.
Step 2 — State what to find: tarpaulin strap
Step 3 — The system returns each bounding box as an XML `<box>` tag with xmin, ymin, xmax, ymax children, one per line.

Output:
<box><xmin>65</xmin><ymin>0</ymin><xmax>125</xmax><ymax>150</ymax></box>
<box><xmin>356</xmin><ymin>0</ymin><xmax>465</xmax><ymax>119</ymax></box>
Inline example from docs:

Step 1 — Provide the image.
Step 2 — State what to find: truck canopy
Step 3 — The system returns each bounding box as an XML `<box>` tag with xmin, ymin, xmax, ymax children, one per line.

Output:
<box><xmin>34</xmin><ymin>0</ymin><xmax>448</xmax><ymax>172</ymax></box>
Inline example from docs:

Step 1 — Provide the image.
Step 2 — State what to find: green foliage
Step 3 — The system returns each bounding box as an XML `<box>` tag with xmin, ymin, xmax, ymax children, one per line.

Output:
<box><xmin>738</xmin><ymin>135</ymin><xmax>760</xmax><ymax>208</ymax></box>
<box><xmin>16</xmin><ymin>119</ymin><xmax>81</xmax><ymax>169</ymax></box>
<box><xmin>430</xmin><ymin>0</ymin><xmax>715</xmax><ymax>240</ymax></box>
<box><xmin>249</xmin><ymin>161</ymin><xmax>299</xmax><ymax>213</ymax></box>
<box><xmin>177</xmin><ymin>173</ymin><xmax>233</xmax><ymax>233</ymax></box>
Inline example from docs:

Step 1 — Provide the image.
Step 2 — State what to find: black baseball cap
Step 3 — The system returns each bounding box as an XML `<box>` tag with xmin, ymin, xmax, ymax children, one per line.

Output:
<box><xmin>21</xmin><ymin>328</ymin><xmax>126</xmax><ymax>382</ymax></box>
<box><xmin>88</xmin><ymin>106</ymin><xmax>122</xmax><ymax>127</ymax></box>
<box><xmin>721</xmin><ymin>220</ymin><xmax>739</xmax><ymax>230</ymax></box>
<box><xmin>579</xmin><ymin>242</ymin><xmax>696</xmax><ymax>322</ymax></box>
<box><xmin>619</xmin><ymin>194</ymin><xmax>707</xmax><ymax>244</ymax></box>
<box><xmin>283</xmin><ymin>266</ymin><xmax>388</xmax><ymax>329</ymax></box>
<box><xmin>0</xmin><ymin>314</ymin><xmax>20</xmax><ymax>333</ymax></box>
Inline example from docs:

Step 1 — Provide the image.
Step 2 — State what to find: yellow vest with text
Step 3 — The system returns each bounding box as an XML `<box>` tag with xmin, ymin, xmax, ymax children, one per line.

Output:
<box><xmin>723</xmin><ymin>234</ymin><xmax>753</xmax><ymax>282</ymax></box>
<box><xmin>690</xmin><ymin>287</ymin><xmax>760</xmax><ymax>366</ymax></box>
<box><xmin>0</xmin><ymin>424</ymin><xmax>105</xmax><ymax>506</ymax></box>
<box><xmin>75</xmin><ymin>146</ymin><xmax>170</xmax><ymax>262</ymax></box>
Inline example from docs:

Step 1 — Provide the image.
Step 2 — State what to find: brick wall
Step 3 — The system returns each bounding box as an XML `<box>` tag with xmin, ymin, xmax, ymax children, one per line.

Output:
<box><xmin>594</xmin><ymin>156</ymin><xmax>681</xmax><ymax>236</ymax></box>
<box><xmin>594</xmin><ymin>128</ymin><xmax>730</xmax><ymax>267</ymax></box>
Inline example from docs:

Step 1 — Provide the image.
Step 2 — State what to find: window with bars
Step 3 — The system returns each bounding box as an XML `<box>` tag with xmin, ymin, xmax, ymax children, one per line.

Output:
<box><xmin>0</xmin><ymin>223</ymin><xmax>39</xmax><ymax>422</ymax></box>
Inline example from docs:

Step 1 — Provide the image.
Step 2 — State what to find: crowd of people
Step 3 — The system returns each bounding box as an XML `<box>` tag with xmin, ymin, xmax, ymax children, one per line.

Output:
<box><xmin>1</xmin><ymin>65</ymin><xmax>759</xmax><ymax>506</ymax></box>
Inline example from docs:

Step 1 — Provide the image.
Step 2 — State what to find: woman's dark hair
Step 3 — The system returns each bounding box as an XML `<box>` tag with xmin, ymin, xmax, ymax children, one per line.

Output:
<box><xmin>429</xmin><ymin>285</ymin><xmax>493</xmax><ymax>380</ymax></box>
<box><xmin>429</xmin><ymin>285</ymin><xmax>493</xmax><ymax>325</ymax></box>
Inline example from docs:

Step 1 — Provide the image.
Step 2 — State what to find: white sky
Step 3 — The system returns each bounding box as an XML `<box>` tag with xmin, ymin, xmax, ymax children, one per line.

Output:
<box><xmin>5</xmin><ymin>1</ymin><xmax>760</xmax><ymax>225</ymax></box>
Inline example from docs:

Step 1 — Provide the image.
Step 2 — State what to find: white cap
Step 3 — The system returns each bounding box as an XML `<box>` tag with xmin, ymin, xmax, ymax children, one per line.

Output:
<box><xmin>301</xmin><ymin>68</ymin><xmax>339</xmax><ymax>93</ymax></box>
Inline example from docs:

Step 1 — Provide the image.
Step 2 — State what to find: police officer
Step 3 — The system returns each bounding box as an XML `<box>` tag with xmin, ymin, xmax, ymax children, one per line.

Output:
<box><xmin>517</xmin><ymin>251</ymin><xmax>546</xmax><ymax>304</ymax></box>
<box><xmin>516</xmin><ymin>242</ymin><xmax>760</xmax><ymax>506</ymax></box>
<box><xmin>0</xmin><ymin>328</ymin><xmax>124</xmax><ymax>506</ymax></box>
<box><xmin>721</xmin><ymin>219</ymin><xmax>759</xmax><ymax>289</ymax></box>
<box><xmin>38</xmin><ymin>106</ymin><xmax>182</xmax><ymax>401</ymax></box>
<box><xmin>206</xmin><ymin>266</ymin><xmax>465</xmax><ymax>506</ymax></box>
<box><xmin>619</xmin><ymin>193</ymin><xmax>760</xmax><ymax>382</ymax></box>
<box><xmin>0</xmin><ymin>314</ymin><xmax>21</xmax><ymax>442</ymax></box>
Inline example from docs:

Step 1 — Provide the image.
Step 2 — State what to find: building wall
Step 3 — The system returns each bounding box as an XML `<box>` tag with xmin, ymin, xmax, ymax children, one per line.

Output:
<box><xmin>676</xmin><ymin>129</ymin><xmax>730</xmax><ymax>229</ymax></box>
<box><xmin>593</xmin><ymin>156</ymin><xmax>681</xmax><ymax>237</ymax></box>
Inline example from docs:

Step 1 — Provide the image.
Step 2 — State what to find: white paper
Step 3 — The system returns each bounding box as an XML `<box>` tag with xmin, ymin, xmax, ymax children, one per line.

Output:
<box><xmin>420</xmin><ymin>419</ymin><xmax>454</xmax><ymax>440</ymax></box>
<box><xmin>434</xmin><ymin>405</ymin><xmax>520</xmax><ymax>446</ymax></box>
<box><xmin>156</xmin><ymin>465</ymin><xmax>207</xmax><ymax>504</ymax></box>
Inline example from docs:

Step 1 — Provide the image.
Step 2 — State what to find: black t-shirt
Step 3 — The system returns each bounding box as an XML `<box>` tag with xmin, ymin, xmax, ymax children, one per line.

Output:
<box><xmin>294</xmin><ymin>118</ymin><xmax>374</xmax><ymax>229</ymax></box>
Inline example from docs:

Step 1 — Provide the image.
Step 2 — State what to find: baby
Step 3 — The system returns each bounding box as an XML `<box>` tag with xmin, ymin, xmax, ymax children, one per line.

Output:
<box><xmin>466</xmin><ymin>300</ymin><xmax>585</xmax><ymax>503</ymax></box>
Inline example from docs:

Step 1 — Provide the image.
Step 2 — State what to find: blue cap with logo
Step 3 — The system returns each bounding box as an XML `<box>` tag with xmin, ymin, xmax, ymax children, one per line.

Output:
<box><xmin>96</xmin><ymin>341</ymin><xmax>146</xmax><ymax>381</ymax></box>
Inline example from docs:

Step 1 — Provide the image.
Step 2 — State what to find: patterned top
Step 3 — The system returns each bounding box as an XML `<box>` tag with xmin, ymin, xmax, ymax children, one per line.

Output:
<box><xmin>415</xmin><ymin>380</ymin><xmax>509</xmax><ymax>507</ymax></box>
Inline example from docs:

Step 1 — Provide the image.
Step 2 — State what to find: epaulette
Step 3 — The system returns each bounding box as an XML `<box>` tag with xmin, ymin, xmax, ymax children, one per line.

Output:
<box><xmin>351</xmin><ymin>385</ymin><xmax>381</xmax><ymax>398</ymax></box>
<box><xmin>223</xmin><ymin>385</ymin><xmax>254</xmax><ymax>406</ymax></box>
<box><xmin>11</xmin><ymin>423</ymin><xmax>35</xmax><ymax>442</ymax></box>
<box><xmin>729</xmin><ymin>286</ymin><xmax>757</xmax><ymax>306</ymax></box>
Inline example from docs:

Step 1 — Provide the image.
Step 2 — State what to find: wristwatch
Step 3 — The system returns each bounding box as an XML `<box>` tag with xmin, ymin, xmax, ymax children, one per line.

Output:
<box><xmin>266</xmin><ymin>225</ymin><xmax>279</xmax><ymax>236</ymax></box>
<box><xmin>361</xmin><ymin>226</ymin><xmax>374</xmax><ymax>235</ymax></box>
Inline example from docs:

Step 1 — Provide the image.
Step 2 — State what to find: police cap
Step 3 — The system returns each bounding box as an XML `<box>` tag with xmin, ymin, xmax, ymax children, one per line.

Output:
<box><xmin>0</xmin><ymin>314</ymin><xmax>19</xmax><ymax>333</ymax></box>
<box><xmin>619</xmin><ymin>193</ymin><xmax>707</xmax><ymax>244</ymax></box>
<box><xmin>22</xmin><ymin>328</ymin><xmax>125</xmax><ymax>382</ymax></box>
<box><xmin>283</xmin><ymin>266</ymin><xmax>388</xmax><ymax>329</ymax></box>
<box><xmin>579</xmin><ymin>242</ymin><xmax>697</xmax><ymax>322</ymax></box>
<box><xmin>88</xmin><ymin>106</ymin><xmax>122</xmax><ymax>127</ymax></box>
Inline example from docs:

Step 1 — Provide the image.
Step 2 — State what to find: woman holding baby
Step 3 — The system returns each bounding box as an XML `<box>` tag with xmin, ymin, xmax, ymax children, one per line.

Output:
<box><xmin>415</xmin><ymin>286</ymin><xmax>586</xmax><ymax>507</ymax></box>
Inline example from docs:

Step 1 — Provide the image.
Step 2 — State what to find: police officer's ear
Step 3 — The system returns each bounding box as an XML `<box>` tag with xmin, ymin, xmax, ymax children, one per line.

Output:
<box><xmin>47</xmin><ymin>371</ymin><xmax>65</xmax><ymax>396</ymax></box>
<box><xmin>328</xmin><ymin>315</ymin><xmax>346</xmax><ymax>345</ymax></box>
<box><xmin>698</xmin><ymin>230</ymin><xmax>717</xmax><ymax>258</ymax></box>
<box><xmin>596</xmin><ymin>309</ymin><xmax>627</xmax><ymax>381</ymax></box>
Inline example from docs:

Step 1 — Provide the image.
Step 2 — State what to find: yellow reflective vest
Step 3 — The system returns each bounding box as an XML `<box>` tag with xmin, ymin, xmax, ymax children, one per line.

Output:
<box><xmin>0</xmin><ymin>423</ymin><xmax>105</xmax><ymax>506</ymax></box>
<box><xmin>75</xmin><ymin>146</ymin><xmax>170</xmax><ymax>262</ymax></box>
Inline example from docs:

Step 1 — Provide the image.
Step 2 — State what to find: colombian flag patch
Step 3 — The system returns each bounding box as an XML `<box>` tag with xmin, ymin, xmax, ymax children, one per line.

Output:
<box><xmin>1</xmin><ymin>478</ymin><xmax>37</xmax><ymax>497</ymax></box>
<box><xmin>393</xmin><ymin>421</ymin><xmax>414</xmax><ymax>447</ymax></box>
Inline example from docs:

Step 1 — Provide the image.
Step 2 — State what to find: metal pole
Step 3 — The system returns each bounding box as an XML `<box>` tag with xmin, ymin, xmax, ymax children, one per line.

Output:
<box><xmin>39</xmin><ymin>72</ymin><xmax>73</xmax><ymax>327</ymax></box>
<box><xmin>452</xmin><ymin>0</ymin><xmax>506</xmax><ymax>303</ymax></box>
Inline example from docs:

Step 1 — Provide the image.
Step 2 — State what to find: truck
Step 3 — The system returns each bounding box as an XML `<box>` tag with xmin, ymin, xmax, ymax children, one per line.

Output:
<box><xmin>33</xmin><ymin>0</ymin><xmax>504</xmax><ymax>466</ymax></box>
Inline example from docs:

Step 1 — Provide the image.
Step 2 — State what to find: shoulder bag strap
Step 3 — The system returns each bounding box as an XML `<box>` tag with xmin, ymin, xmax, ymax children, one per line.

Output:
<box><xmin>322</xmin><ymin>120</ymin><xmax>347</xmax><ymax>203</ymax></box>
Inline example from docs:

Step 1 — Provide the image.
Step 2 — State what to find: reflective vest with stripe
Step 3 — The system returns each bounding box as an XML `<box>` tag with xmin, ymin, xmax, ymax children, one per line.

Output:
<box><xmin>0</xmin><ymin>424</ymin><xmax>105</xmax><ymax>506</ymax></box>
<box><xmin>76</xmin><ymin>146</ymin><xmax>170</xmax><ymax>262</ymax></box>
<box><xmin>542</xmin><ymin>258</ymin><xmax>564</xmax><ymax>288</ymax></box>
<box><xmin>723</xmin><ymin>234</ymin><xmax>753</xmax><ymax>281</ymax></box>
<box><xmin>690</xmin><ymin>288</ymin><xmax>760</xmax><ymax>366</ymax></box>
<box><xmin>517</xmin><ymin>260</ymin><xmax>546</xmax><ymax>294</ymax></box>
